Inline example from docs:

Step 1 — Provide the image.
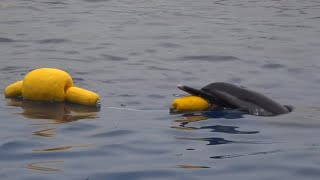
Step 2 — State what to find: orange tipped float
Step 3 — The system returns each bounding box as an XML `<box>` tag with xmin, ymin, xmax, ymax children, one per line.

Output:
<box><xmin>4</xmin><ymin>68</ymin><xmax>100</xmax><ymax>106</ymax></box>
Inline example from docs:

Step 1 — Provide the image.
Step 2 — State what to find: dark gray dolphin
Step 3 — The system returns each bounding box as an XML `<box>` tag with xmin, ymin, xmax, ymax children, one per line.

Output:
<box><xmin>177</xmin><ymin>82</ymin><xmax>291</xmax><ymax>116</ymax></box>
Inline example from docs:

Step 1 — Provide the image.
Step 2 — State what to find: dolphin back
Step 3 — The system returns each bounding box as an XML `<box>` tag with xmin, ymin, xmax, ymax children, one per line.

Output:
<box><xmin>201</xmin><ymin>82</ymin><xmax>290</xmax><ymax>116</ymax></box>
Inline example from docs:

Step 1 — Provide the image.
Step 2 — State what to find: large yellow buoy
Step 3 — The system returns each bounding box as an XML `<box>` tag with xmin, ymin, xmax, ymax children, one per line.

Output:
<box><xmin>22</xmin><ymin>68</ymin><xmax>73</xmax><ymax>102</ymax></box>
<box><xmin>170</xmin><ymin>95</ymin><xmax>209</xmax><ymax>113</ymax></box>
<box><xmin>4</xmin><ymin>68</ymin><xmax>100</xmax><ymax>106</ymax></box>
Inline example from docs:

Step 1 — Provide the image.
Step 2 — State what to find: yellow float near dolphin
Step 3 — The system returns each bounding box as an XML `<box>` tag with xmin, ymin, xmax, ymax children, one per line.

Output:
<box><xmin>170</xmin><ymin>95</ymin><xmax>209</xmax><ymax>113</ymax></box>
<box><xmin>4</xmin><ymin>68</ymin><xmax>100</xmax><ymax>106</ymax></box>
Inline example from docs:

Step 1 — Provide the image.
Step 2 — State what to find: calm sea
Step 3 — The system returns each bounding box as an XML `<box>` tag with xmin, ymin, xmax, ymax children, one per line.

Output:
<box><xmin>1</xmin><ymin>0</ymin><xmax>320</xmax><ymax>179</ymax></box>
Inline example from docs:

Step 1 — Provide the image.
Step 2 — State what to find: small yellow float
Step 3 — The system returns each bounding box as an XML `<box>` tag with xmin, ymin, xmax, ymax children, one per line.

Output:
<box><xmin>170</xmin><ymin>95</ymin><xmax>209</xmax><ymax>113</ymax></box>
<box><xmin>4</xmin><ymin>68</ymin><xmax>100</xmax><ymax>106</ymax></box>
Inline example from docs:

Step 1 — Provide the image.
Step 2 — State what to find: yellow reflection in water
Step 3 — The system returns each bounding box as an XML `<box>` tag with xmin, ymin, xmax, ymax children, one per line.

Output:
<box><xmin>171</xmin><ymin>114</ymin><xmax>209</xmax><ymax>130</ymax></box>
<box><xmin>33</xmin><ymin>146</ymin><xmax>73</xmax><ymax>152</ymax></box>
<box><xmin>174</xmin><ymin>115</ymin><xmax>208</xmax><ymax>123</ymax></box>
<box><xmin>6</xmin><ymin>99</ymin><xmax>98</xmax><ymax>173</ymax></box>
<box><xmin>33</xmin><ymin>128</ymin><xmax>56</xmax><ymax>137</ymax></box>
<box><xmin>6</xmin><ymin>98</ymin><xmax>100</xmax><ymax>123</ymax></box>
<box><xmin>171</xmin><ymin>126</ymin><xmax>198</xmax><ymax>130</ymax></box>
<box><xmin>33</xmin><ymin>144</ymin><xmax>92</xmax><ymax>152</ymax></box>
<box><xmin>25</xmin><ymin>160</ymin><xmax>63</xmax><ymax>172</ymax></box>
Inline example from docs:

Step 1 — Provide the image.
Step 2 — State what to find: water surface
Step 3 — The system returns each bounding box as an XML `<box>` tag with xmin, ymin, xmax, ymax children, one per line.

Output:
<box><xmin>1</xmin><ymin>0</ymin><xmax>320</xmax><ymax>179</ymax></box>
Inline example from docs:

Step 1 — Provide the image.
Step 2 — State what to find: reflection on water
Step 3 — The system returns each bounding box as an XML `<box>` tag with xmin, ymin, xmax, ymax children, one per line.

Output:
<box><xmin>1</xmin><ymin>0</ymin><xmax>320</xmax><ymax>178</ymax></box>
<box><xmin>200</xmin><ymin>125</ymin><xmax>259</xmax><ymax>134</ymax></box>
<box><xmin>33</xmin><ymin>144</ymin><xmax>91</xmax><ymax>152</ymax></box>
<box><xmin>25</xmin><ymin>161</ymin><xmax>63</xmax><ymax>172</ymax></box>
<box><xmin>176</xmin><ymin>136</ymin><xmax>234</xmax><ymax>146</ymax></box>
<box><xmin>173</xmin><ymin>112</ymin><xmax>260</xmax><ymax>145</ymax></box>
<box><xmin>210</xmin><ymin>149</ymin><xmax>283</xmax><ymax>159</ymax></box>
<box><xmin>173</xmin><ymin>110</ymin><xmax>246</xmax><ymax>126</ymax></box>
<box><xmin>33</xmin><ymin>128</ymin><xmax>56</xmax><ymax>137</ymax></box>
<box><xmin>4</xmin><ymin>98</ymin><xmax>99</xmax><ymax>172</ymax></box>
<box><xmin>173</xmin><ymin>112</ymin><xmax>258</xmax><ymax>134</ymax></box>
<box><xmin>176</xmin><ymin>165</ymin><xmax>210</xmax><ymax>169</ymax></box>
<box><xmin>174</xmin><ymin>114</ymin><xmax>209</xmax><ymax>124</ymax></box>
<box><xmin>171</xmin><ymin>113</ymin><xmax>208</xmax><ymax>130</ymax></box>
<box><xmin>203</xmin><ymin>110</ymin><xmax>246</xmax><ymax>119</ymax></box>
<box><xmin>33</xmin><ymin>145</ymin><xmax>74</xmax><ymax>152</ymax></box>
<box><xmin>6</xmin><ymin>98</ymin><xmax>100</xmax><ymax>124</ymax></box>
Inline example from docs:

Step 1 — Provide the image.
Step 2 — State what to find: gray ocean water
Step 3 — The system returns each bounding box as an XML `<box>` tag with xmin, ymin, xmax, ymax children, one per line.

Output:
<box><xmin>1</xmin><ymin>0</ymin><xmax>320</xmax><ymax>179</ymax></box>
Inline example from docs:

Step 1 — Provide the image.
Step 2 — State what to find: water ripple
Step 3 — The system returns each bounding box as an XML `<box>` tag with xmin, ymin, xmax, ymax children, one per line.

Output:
<box><xmin>262</xmin><ymin>63</ymin><xmax>286</xmax><ymax>69</ymax></box>
<box><xmin>176</xmin><ymin>136</ymin><xmax>234</xmax><ymax>145</ymax></box>
<box><xmin>1</xmin><ymin>140</ymin><xmax>38</xmax><ymax>152</ymax></box>
<box><xmin>200</xmin><ymin>125</ymin><xmax>259</xmax><ymax>134</ymax></box>
<box><xmin>180</xmin><ymin>55</ymin><xmax>241</xmax><ymax>62</ymax></box>
<box><xmin>36</xmin><ymin>39</ymin><xmax>69</xmax><ymax>44</ymax></box>
<box><xmin>176</xmin><ymin>165</ymin><xmax>210</xmax><ymax>169</ymax></box>
<box><xmin>101</xmin><ymin>54</ymin><xmax>128</xmax><ymax>61</ymax></box>
<box><xmin>91</xmin><ymin>129</ymin><xmax>134</xmax><ymax>138</ymax></box>
<box><xmin>25</xmin><ymin>160</ymin><xmax>63</xmax><ymax>172</ymax></box>
<box><xmin>158</xmin><ymin>42</ymin><xmax>182</xmax><ymax>48</ymax></box>
<box><xmin>0</xmin><ymin>37</ymin><xmax>15</xmax><ymax>43</ymax></box>
<box><xmin>83</xmin><ymin>0</ymin><xmax>111</xmax><ymax>2</ymax></box>
<box><xmin>92</xmin><ymin>170</ymin><xmax>178</xmax><ymax>180</ymax></box>
<box><xmin>210</xmin><ymin>149</ymin><xmax>283</xmax><ymax>159</ymax></box>
<box><xmin>1</xmin><ymin>0</ymin><xmax>320</xmax><ymax>179</ymax></box>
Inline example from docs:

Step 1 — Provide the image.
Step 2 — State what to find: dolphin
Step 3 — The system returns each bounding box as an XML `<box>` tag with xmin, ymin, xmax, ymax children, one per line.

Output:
<box><xmin>177</xmin><ymin>82</ymin><xmax>291</xmax><ymax>116</ymax></box>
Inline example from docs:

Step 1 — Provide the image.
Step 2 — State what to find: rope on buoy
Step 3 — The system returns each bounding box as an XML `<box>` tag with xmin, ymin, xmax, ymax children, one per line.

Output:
<box><xmin>105</xmin><ymin>106</ymin><xmax>168</xmax><ymax>112</ymax></box>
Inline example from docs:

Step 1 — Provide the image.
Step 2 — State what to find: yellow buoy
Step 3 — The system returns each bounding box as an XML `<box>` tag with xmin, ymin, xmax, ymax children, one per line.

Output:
<box><xmin>22</xmin><ymin>68</ymin><xmax>73</xmax><ymax>101</ymax></box>
<box><xmin>66</xmin><ymin>87</ymin><xmax>100</xmax><ymax>106</ymax></box>
<box><xmin>4</xmin><ymin>68</ymin><xmax>100</xmax><ymax>106</ymax></box>
<box><xmin>170</xmin><ymin>95</ymin><xmax>209</xmax><ymax>112</ymax></box>
<box><xmin>5</xmin><ymin>80</ymin><xmax>23</xmax><ymax>98</ymax></box>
